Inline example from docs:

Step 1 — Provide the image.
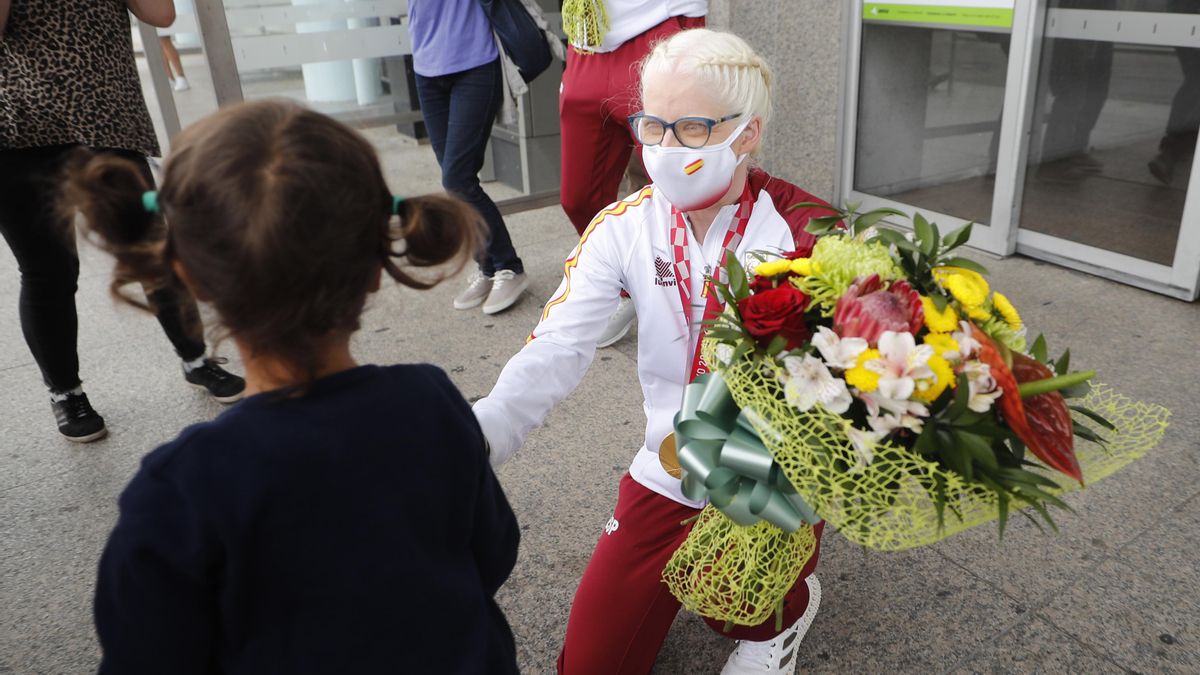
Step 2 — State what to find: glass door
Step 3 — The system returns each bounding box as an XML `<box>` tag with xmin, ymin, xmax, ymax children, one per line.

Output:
<box><xmin>840</xmin><ymin>0</ymin><xmax>1200</xmax><ymax>300</ymax></box>
<box><xmin>841</xmin><ymin>0</ymin><xmax>1030</xmax><ymax>253</ymax></box>
<box><xmin>1012</xmin><ymin>0</ymin><xmax>1200</xmax><ymax>300</ymax></box>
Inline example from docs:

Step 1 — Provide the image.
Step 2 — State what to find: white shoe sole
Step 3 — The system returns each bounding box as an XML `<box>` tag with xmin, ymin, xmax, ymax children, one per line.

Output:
<box><xmin>189</xmin><ymin>381</ymin><xmax>244</xmax><ymax>404</ymax></box>
<box><xmin>453</xmin><ymin>295</ymin><xmax>487</xmax><ymax>310</ymax></box>
<box><xmin>63</xmin><ymin>427</ymin><xmax>108</xmax><ymax>443</ymax></box>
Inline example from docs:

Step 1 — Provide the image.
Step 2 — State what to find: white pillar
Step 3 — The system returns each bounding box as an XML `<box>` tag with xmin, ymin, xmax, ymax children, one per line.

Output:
<box><xmin>348</xmin><ymin>10</ymin><xmax>382</xmax><ymax>105</ymax></box>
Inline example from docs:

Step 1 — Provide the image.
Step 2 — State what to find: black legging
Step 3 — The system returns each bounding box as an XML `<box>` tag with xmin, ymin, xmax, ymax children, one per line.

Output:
<box><xmin>0</xmin><ymin>144</ymin><xmax>206</xmax><ymax>392</ymax></box>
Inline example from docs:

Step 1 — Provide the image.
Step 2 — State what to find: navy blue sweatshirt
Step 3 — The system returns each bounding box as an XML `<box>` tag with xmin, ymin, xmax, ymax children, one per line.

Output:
<box><xmin>94</xmin><ymin>364</ymin><xmax>520</xmax><ymax>674</ymax></box>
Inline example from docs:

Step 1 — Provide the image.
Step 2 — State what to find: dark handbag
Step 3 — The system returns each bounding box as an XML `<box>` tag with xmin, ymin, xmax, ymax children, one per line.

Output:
<box><xmin>477</xmin><ymin>0</ymin><xmax>553</xmax><ymax>83</ymax></box>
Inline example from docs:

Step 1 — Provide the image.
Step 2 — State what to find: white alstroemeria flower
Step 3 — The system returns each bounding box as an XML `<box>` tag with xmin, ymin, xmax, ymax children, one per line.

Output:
<box><xmin>952</xmin><ymin>320</ymin><xmax>981</xmax><ymax>359</ymax></box>
<box><xmin>961</xmin><ymin>360</ymin><xmax>1003</xmax><ymax>413</ymax></box>
<box><xmin>855</xmin><ymin>390</ymin><xmax>930</xmax><ymax>421</ymax></box>
<box><xmin>811</xmin><ymin>326</ymin><xmax>869</xmax><ymax>370</ymax></box>
<box><xmin>714</xmin><ymin>342</ymin><xmax>735</xmax><ymax>366</ymax></box>
<box><xmin>845</xmin><ymin>423</ymin><xmax>885</xmax><ymax>472</ymax></box>
<box><xmin>868</xmin><ymin>410</ymin><xmax>926</xmax><ymax>435</ymax></box>
<box><xmin>866</xmin><ymin>331</ymin><xmax>935</xmax><ymax>401</ymax></box>
<box><xmin>781</xmin><ymin>354</ymin><xmax>853</xmax><ymax>414</ymax></box>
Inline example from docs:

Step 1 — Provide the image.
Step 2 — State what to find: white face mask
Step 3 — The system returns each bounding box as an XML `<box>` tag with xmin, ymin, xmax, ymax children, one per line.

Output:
<box><xmin>642</xmin><ymin>117</ymin><xmax>752</xmax><ymax>212</ymax></box>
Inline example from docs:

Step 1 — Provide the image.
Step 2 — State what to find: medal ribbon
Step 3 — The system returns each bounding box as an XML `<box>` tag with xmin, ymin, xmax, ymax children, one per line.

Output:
<box><xmin>670</xmin><ymin>183</ymin><xmax>754</xmax><ymax>383</ymax></box>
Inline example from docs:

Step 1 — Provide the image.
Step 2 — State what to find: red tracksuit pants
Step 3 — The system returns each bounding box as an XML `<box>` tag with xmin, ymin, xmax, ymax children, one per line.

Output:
<box><xmin>558</xmin><ymin>15</ymin><xmax>706</xmax><ymax>235</ymax></box>
<box><xmin>557</xmin><ymin>473</ymin><xmax>824</xmax><ymax>675</ymax></box>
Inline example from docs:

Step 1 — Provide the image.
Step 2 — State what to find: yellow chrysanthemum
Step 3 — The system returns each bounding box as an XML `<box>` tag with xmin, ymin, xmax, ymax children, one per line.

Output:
<box><xmin>923</xmin><ymin>333</ymin><xmax>961</xmax><ymax>359</ymax></box>
<box><xmin>921</xmin><ymin>296</ymin><xmax>959</xmax><ymax>333</ymax></box>
<box><xmin>789</xmin><ymin>258</ymin><xmax>819</xmax><ymax>276</ymax></box>
<box><xmin>967</xmin><ymin>304</ymin><xmax>992</xmax><ymax>322</ymax></box>
<box><xmin>844</xmin><ymin>349</ymin><xmax>881</xmax><ymax>393</ymax></box>
<box><xmin>992</xmin><ymin>291</ymin><xmax>1022</xmax><ymax>331</ymax></box>
<box><xmin>912</xmin><ymin>353</ymin><xmax>955</xmax><ymax>402</ymax></box>
<box><xmin>933</xmin><ymin>266</ymin><xmax>990</xmax><ymax>310</ymax></box>
<box><xmin>755</xmin><ymin>259</ymin><xmax>793</xmax><ymax>277</ymax></box>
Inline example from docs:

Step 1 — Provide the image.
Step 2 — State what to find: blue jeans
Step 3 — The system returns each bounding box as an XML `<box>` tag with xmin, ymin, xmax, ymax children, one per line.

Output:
<box><xmin>415</xmin><ymin>59</ymin><xmax>523</xmax><ymax>276</ymax></box>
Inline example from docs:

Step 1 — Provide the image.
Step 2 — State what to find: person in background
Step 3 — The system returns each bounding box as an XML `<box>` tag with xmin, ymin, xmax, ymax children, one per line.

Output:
<box><xmin>559</xmin><ymin>0</ymin><xmax>708</xmax><ymax>348</ymax></box>
<box><xmin>0</xmin><ymin>0</ymin><xmax>243</xmax><ymax>443</ymax></box>
<box><xmin>476</xmin><ymin>29</ymin><xmax>833</xmax><ymax>675</ymax></box>
<box><xmin>155</xmin><ymin>0</ymin><xmax>192</xmax><ymax>91</ymax></box>
<box><xmin>407</xmin><ymin>0</ymin><xmax>530</xmax><ymax>315</ymax></box>
<box><xmin>76</xmin><ymin>100</ymin><xmax>521</xmax><ymax>674</ymax></box>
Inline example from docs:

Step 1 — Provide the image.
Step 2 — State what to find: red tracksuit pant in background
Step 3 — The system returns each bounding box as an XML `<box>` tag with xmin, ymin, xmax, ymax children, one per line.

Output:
<box><xmin>557</xmin><ymin>473</ymin><xmax>824</xmax><ymax>675</ymax></box>
<box><xmin>558</xmin><ymin>15</ymin><xmax>706</xmax><ymax>235</ymax></box>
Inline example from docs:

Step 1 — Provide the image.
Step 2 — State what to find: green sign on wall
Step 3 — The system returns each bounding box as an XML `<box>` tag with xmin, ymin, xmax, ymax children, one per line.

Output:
<box><xmin>863</xmin><ymin>2</ymin><xmax>1014</xmax><ymax>29</ymax></box>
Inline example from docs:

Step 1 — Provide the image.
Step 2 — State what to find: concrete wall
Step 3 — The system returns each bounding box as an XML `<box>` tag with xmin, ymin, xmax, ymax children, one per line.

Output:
<box><xmin>709</xmin><ymin>0</ymin><xmax>845</xmax><ymax>202</ymax></box>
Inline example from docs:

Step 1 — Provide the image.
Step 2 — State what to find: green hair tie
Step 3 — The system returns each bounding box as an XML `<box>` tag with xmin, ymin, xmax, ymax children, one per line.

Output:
<box><xmin>392</xmin><ymin>195</ymin><xmax>405</xmax><ymax>215</ymax></box>
<box><xmin>142</xmin><ymin>191</ymin><xmax>159</xmax><ymax>215</ymax></box>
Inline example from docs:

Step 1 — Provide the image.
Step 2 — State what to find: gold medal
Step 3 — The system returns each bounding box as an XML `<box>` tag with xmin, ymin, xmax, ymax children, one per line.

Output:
<box><xmin>659</xmin><ymin>432</ymin><xmax>682</xmax><ymax>479</ymax></box>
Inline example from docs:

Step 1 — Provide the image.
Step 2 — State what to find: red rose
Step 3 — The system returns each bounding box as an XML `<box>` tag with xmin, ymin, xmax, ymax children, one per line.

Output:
<box><xmin>737</xmin><ymin>284</ymin><xmax>812</xmax><ymax>350</ymax></box>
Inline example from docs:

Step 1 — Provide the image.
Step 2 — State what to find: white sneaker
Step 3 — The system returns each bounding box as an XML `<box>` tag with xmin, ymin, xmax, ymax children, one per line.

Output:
<box><xmin>721</xmin><ymin>575</ymin><xmax>822</xmax><ymax>675</ymax></box>
<box><xmin>454</xmin><ymin>269</ymin><xmax>493</xmax><ymax>310</ymax></box>
<box><xmin>596</xmin><ymin>296</ymin><xmax>635</xmax><ymax>348</ymax></box>
<box><xmin>173</xmin><ymin>76</ymin><xmax>191</xmax><ymax>92</ymax></box>
<box><xmin>482</xmin><ymin>269</ymin><xmax>528</xmax><ymax>314</ymax></box>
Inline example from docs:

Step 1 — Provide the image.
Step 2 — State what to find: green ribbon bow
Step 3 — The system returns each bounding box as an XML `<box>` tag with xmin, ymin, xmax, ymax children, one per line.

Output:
<box><xmin>674</xmin><ymin>372</ymin><xmax>820</xmax><ymax>532</ymax></box>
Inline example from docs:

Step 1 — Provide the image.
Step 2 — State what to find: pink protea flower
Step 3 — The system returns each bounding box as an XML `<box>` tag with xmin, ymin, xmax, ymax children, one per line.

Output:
<box><xmin>833</xmin><ymin>274</ymin><xmax>924</xmax><ymax>346</ymax></box>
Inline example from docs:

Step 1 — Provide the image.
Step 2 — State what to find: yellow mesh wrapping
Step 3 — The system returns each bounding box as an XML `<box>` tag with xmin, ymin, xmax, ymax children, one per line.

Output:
<box><xmin>663</xmin><ymin>507</ymin><xmax>817</xmax><ymax>627</ymax></box>
<box><xmin>561</xmin><ymin>0</ymin><xmax>610</xmax><ymax>49</ymax></box>
<box><xmin>704</xmin><ymin>340</ymin><xmax>1171</xmax><ymax>551</ymax></box>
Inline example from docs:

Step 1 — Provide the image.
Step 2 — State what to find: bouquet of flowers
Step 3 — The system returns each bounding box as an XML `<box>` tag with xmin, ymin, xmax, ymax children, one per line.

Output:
<box><xmin>662</xmin><ymin>204</ymin><xmax>1170</xmax><ymax>629</ymax></box>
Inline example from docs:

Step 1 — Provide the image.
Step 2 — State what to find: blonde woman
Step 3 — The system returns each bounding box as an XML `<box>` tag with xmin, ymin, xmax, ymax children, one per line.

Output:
<box><xmin>475</xmin><ymin>29</ymin><xmax>835</xmax><ymax>674</ymax></box>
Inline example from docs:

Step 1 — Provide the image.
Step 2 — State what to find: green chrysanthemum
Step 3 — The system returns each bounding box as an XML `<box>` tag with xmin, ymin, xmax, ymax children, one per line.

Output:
<box><xmin>980</xmin><ymin>314</ymin><xmax>1027</xmax><ymax>353</ymax></box>
<box><xmin>796</xmin><ymin>237</ymin><xmax>904</xmax><ymax>316</ymax></box>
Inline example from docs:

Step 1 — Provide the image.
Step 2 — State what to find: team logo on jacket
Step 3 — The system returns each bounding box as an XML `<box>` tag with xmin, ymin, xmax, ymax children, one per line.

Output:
<box><xmin>604</xmin><ymin>517</ymin><xmax>620</xmax><ymax>535</ymax></box>
<box><xmin>654</xmin><ymin>256</ymin><xmax>676</xmax><ymax>287</ymax></box>
<box><xmin>683</xmin><ymin>159</ymin><xmax>704</xmax><ymax>175</ymax></box>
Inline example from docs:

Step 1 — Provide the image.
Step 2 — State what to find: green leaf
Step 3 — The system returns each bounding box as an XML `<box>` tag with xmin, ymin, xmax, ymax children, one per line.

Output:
<box><xmin>953</xmin><ymin>430</ymin><xmax>999</xmax><ymax>471</ymax></box>
<box><xmin>930</xmin><ymin>293</ymin><xmax>949</xmax><ymax>312</ymax></box>
<box><xmin>853</xmin><ymin>208</ymin><xmax>905</xmax><ymax>231</ymax></box>
<box><xmin>1030</xmin><ymin>334</ymin><xmax>1048</xmax><ymax>363</ymax></box>
<box><xmin>913</xmin><ymin>213</ymin><xmax>935</xmax><ymax>256</ymax></box>
<box><xmin>1072</xmin><ymin>422</ymin><xmax>1106</xmax><ymax>445</ymax></box>
<box><xmin>790</xmin><ymin>201</ymin><xmax>843</xmax><ymax>215</ymax></box>
<box><xmin>939</xmin><ymin>256</ymin><xmax>990</xmax><ymax>276</ymax></box>
<box><xmin>766</xmin><ymin>334</ymin><xmax>788</xmax><ymax>356</ymax></box>
<box><xmin>933</xmin><ymin>474</ymin><xmax>948</xmax><ymax>531</ymax></box>
<box><xmin>872</xmin><ymin>228</ymin><xmax>923</xmax><ymax>255</ymax></box>
<box><xmin>1069</xmin><ymin>405</ymin><xmax>1117</xmax><ymax>431</ymax></box>
<box><xmin>940</xmin><ymin>222</ymin><xmax>974</xmax><ymax>251</ymax></box>
<box><xmin>805</xmin><ymin>221</ymin><xmax>837</xmax><ymax>236</ymax></box>
<box><xmin>1055</xmin><ymin>349</ymin><xmax>1071</xmax><ymax>376</ymax></box>
<box><xmin>914</xmin><ymin>422</ymin><xmax>938</xmax><ymax>456</ymax></box>
<box><xmin>947</xmin><ymin>372</ymin><xmax>972</xmax><ymax>420</ymax></box>
<box><xmin>726</xmin><ymin>254</ymin><xmax>749</xmax><ymax>301</ymax></box>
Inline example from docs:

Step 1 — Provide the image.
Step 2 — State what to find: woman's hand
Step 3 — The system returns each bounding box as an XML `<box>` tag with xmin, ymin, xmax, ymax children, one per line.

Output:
<box><xmin>125</xmin><ymin>0</ymin><xmax>176</xmax><ymax>28</ymax></box>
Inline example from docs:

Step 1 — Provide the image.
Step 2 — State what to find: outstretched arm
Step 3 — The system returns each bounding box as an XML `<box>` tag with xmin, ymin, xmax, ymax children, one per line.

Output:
<box><xmin>125</xmin><ymin>0</ymin><xmax>176</xmax><ymax>28</ymax></box>
<box><xmin>1</xmin><ymin>0</ymin><xmax>12</xmax><ymax>37</ymax></box>
<box><xmin>473</xmin><ymin>216</ymin><xmax>629</xmax><ymax>466</ymax></box>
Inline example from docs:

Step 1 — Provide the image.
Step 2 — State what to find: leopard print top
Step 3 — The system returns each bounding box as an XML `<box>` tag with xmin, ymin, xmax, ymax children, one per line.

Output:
<box><xmin>0</xmin><ymin>0</ymin><xmax>160</xmax><ymax>156</ymax></box>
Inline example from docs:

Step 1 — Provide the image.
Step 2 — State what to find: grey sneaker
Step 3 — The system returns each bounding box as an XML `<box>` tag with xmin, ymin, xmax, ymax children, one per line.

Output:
<box><xmin>482</xmin><ymin>269</ymin><xmax>528</xmax><ymax>315</ymax></box>
<box><xmin>597</xmin><ymin>296</ymin><xmax>636</xmax><ymax>348</ymax></box>
<box><xmin>454</xmin><ymin>269</ymin><xmax>493</xmax><ymax>310</ymax></box>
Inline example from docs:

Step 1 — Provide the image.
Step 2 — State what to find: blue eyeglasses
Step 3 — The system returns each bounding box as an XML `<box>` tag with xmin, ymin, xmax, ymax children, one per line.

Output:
<box><xmin>627</xmin><ymin>112</ymin><xmax>743</xmax><ymax>149</ymax></box>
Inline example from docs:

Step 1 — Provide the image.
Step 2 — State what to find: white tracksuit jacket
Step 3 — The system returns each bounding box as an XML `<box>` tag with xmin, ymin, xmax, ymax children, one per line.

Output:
<box><xmin>474</xmin><ymin>172</ymin><xmax>829</xmax><ymax>507</ymax></box>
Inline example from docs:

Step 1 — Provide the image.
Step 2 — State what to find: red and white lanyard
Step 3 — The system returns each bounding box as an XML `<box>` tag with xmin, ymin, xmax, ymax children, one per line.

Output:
<box><xmin>670</xmin><ymin>184</ymin><xmax>755</xmax><ymax>382</ymax></box>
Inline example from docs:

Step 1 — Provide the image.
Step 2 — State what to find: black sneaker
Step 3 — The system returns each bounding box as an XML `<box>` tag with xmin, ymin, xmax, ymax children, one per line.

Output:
<box><xmin>51</xmin><ymin>392</ymin><xmax>108</xmax><ymax>443</ymax></box>
<box><xmin>184</xmin><ymin>358</ymin><xmax>246</xmax><ymax>403</ymax></box>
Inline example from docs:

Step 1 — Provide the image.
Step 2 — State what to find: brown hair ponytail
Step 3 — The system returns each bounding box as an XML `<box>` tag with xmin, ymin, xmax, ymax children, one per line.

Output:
<box><xmin>60</xmin><ymin>151</ymin><xmax>173</xmax><ymax>310</ymax></box>
<box><xmin>385</xmin><ymin>195</ymin><xmax>484</xmax><ymax>290</ymax></box>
